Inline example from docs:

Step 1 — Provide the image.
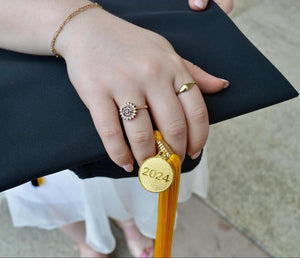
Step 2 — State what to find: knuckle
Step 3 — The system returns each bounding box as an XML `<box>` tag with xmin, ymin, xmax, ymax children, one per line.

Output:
<box><xmin>189</xmin><ymin>106</ymin><xmax>208</xmax><ymax>124</ymax></box>
<box><xmin>117</xmin><ymin>68</ymin><xmax>135</xmax><ymax>86</ymax></box>
<box><xmin>168</xmin><ymin>120</ymin><xmax>187</xmax><ymax>138</ymax></box>
<box><xmin>152</xmin><ymin>32</ymin><xmax>174</xmax><ymax>49</ymax></box>
<box><xmin>172</xmin><ymin>54</ymin><xmax>185</xmax><ymax>67</ymax></box>
<box><xmin>131</xmin><ymin>130</ymin><xmax>152</xmax><ymax>145</ymax></box>
<box><xmin>99</xmin><ymin>127</ymin><xmax>131</xmax><ymax>165</ymax></box>
<box><xmin>193</xmin><ymin>134</ymin><xmax>208</xmax><ymax>150</ymax></box>
<box><xmin>167</xmin><ymin>53</ymin><xmax>185</xmax><ymax>72</ymax></box>
<box><xmin>100</xmin><ymin>125</ymin><xmax>122</xmax><ymax>139</ymax></box>
<box><xmin>139</xmin><ymin>58</ymin><xmax>163</xmax><ymax>79</ymax></box>
<box><xmin>193</xmin><ymin>128</ymin><xmax>209</xmax><ymax>152</ymax></box>
<box><xmin>110</xmin><ymin>148</ymin><xmax>129</xmax><ymax>164</ymax></box>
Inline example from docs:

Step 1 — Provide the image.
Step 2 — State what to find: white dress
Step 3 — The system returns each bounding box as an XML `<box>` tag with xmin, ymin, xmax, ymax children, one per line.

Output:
<box><xmin>5</xmin><ymin>150</ymin><xmax>209</xmax><ymax>254</ymax></box>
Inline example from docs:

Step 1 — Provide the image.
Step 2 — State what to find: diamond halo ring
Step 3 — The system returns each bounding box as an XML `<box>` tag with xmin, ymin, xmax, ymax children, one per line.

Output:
<box><xmin>119</xmin><ymin>102</ymin><xmax>148</xmax><ymax>121</ymax></box>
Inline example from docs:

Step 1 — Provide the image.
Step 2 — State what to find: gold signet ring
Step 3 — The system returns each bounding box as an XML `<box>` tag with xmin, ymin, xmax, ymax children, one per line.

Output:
<box><xmin>119</xmin><ymin>102</ymin><xmax>148</xmax><ymax>120</ymax></box>
<box><xmin>176</xmin><ymin>82</ymin><xmax>196</xmax><ymax>95</ymax></box>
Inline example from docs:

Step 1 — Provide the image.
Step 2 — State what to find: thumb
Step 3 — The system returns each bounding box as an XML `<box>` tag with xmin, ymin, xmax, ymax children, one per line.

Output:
<box><xmin>184</xmin><ymin>59</ymin><xmax>229</xmax><ymax>94</ymax></box>
<box><xmin>188</xmin><ymin>0</ymin><xmax>209</xmax><ymax>11</ymax></box>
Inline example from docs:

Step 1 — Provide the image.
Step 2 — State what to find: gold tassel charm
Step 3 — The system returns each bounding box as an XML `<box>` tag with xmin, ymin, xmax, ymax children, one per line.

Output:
<box><xmin>138</xmin><ymin>133</ymin><xmax>174</xmax><ymax>193</ymax></box>
<box><xmin>138</xmin><ymin>131</ymin><xmax>181</xmax><ymax>258</ymax></box>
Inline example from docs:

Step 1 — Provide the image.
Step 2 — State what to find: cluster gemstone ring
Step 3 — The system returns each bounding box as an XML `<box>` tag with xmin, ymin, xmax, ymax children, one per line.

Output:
<box><xmin>119</xmin><ymin>102</ymin><xmax>148</xmax><ymax>121</ymax></box>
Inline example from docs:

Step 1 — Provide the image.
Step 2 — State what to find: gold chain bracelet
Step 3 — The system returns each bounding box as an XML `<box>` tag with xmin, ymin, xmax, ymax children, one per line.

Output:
<box><xmin>51</xmin><ymin>2</ymin><xmax>102</xmax><ymax>58</ymax></box>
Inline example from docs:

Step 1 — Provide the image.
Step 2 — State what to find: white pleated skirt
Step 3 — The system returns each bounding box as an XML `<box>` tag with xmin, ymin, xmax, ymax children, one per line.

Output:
<box><xmin>5</xmin><ymin>150</ymin><xmax>209</xmax><ymax>254</ymax></box>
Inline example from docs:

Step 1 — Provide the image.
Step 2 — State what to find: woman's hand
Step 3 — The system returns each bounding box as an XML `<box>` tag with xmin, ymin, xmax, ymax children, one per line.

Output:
<box><xmin>56</xmin><ymin>7</ymin><xmax>229</xmax><ymax>172</ymax></box>
<box><xmin>189</xmin><ymin>0</ymin><xmax>234</xmax><ymax>14</ymax></box>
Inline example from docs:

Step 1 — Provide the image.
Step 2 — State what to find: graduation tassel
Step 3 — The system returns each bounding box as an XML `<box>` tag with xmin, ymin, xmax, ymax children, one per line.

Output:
<box><xmin>153</xmin><ymin>131</ymin><xmax>181</xmax><ymax>258</ymax></box>
<box><xmin>31</xmin><ymin>177</ymin><xmax>44</xmax><ymax>187</ymax></box>
<box><xmin>138</xmin><ymin>131</ymin><xmax>181</xmax><ymax>258</ymax></box>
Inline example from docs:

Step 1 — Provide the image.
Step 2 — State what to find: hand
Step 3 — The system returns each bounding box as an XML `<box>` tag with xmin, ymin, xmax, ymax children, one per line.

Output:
<box><xmin>189</xmin><ymin>0</ymin><xmax>234</xmax><ymax>14</ymax></box>
<box><xmin>56</xmin><ymin>7</ymin><xmax>229</xmax><ymax>172</ymax></box>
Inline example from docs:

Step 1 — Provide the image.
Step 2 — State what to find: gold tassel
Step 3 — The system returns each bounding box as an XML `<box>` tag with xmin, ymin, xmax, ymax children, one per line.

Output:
<box><xmin>31</xmin><ymin>177</ymin><xmax>44</xmax><ymax>187</ymax></box>
<box><xmin>36</xmin><ymin>177</ymin><xmax>44</xmax><ymax>186</ymax></box>
<box><xmin>153</xmin><ymin>131</ymin><xmax>181</xmax><ymax>258</ymax></box>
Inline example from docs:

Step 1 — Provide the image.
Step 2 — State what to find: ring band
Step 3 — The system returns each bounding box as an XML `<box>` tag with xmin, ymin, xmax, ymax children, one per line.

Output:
<box><xmin>176</xmin><ymin>82</ymin><xmax>196</xmax><ymax>95</ymax></box>
<box><xmin>119</xmin><ymin>102</ymin><xmax>148</xmax><ymax>120</ymax></box>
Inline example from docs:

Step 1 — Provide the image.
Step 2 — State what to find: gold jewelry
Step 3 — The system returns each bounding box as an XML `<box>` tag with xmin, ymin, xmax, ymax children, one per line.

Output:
<box><xmin>139</xmin><ymin>133</ymin><xmax>174</xmax><ymax>193</ymax></box>
<box><xmin>176</xmin><ymin>82</ymin><xmax>196</xmax><ymax>95</ymax></box>
<box><xmin>119</xmin><ymin>102</ymin><xmax>148</xmax><ymax>121</ymax></box>
<box><xmin>51</xmin><ymin>3</ymin><xmax>102</xmax><ymax>58</ymax></box>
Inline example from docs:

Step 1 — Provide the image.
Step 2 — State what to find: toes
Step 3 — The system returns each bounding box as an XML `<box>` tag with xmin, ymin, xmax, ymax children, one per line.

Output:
<box><xmin>115</xmin><ymin>219</ymin><xmax>154</xmax><ymax>258</ymax></box>
<box><xmin>79</xmin><ymin>244</ymin><xmax>108</xmax><ymax>258</ymax></box>
<box><xmin>143</xmin><ymin>245</ymin><xmax>154</xmax><ymax>257</ymax></box>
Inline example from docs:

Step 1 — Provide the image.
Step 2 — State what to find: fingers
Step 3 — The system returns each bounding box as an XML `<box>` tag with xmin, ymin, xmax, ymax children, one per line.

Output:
<box><xmin>189</xmin><ymin>0</ymin><xmax>209</xmax><ymax>11</ymax></box>
<box><xmin>90</xmin><ymin>94</ymin><xmax>156</xmax><ymax>170</ymax></box>
<box><xmin>184</xmin><ymin>59</ymin><xmax>229</xmax><ymax>94</ymax></box>
<box><xmin>89</xmin><ymin>95</ymin><xmax>134</xmax><ymax>172</ymax></box>
<box><xmin>188</xmin><ymin>0</ymin><xmax>234</xmax><ymax>14</ymax></box>
<box><xmin>88</xmin><ymin>60</ymin><xmax>227</xmax><ymax>170</ymax></box>
<box><xmin>88</xmin><ymin>68</ymin><xmax>223</xmax><ymax>169</ymax></box>
<box><xmin>147</xmin><ymin>85</ymin><xmax>188</xmax><ymax>162</ymax></box>
<box><xmin>176</xmin><ymin>80</ymin><xmax>209</xmax><ymax>158</ymax></box>
<box><xmin>116</xmin><ymin>95</ymin><xmax>156</xmax><ymax>166</ymax></box>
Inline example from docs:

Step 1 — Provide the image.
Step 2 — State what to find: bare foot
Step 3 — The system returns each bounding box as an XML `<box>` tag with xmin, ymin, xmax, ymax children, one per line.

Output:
<box><xmin>116</xmin><ymin>219</ymin><xmax>154</xmax><ymax>258</ymax></box>
<box><xmin>79</xmin><ymin>244</ymin><xmax>108</xmax><ymax>258</ymax></box>
<box><xmin>60</xmin><ymin>222</ymin><xmax>108</xmax><ymax>258</ymax></box>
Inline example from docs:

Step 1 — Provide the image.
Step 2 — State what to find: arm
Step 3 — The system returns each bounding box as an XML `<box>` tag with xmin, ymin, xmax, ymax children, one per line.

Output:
<box><xmin>1</xmin><ymin>0</ymin><xmax>229</xmax><ymax>171</ymax></box>
<box><xmin>0</xmin><ymin>0</ymin><xmax>93</xmax><ymax>55</ymax></box>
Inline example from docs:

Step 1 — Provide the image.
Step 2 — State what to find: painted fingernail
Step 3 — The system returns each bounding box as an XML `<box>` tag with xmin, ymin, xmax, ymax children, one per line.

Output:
<box><xmin>221</xmin><ymin>79</ymin><xmax>230</xmax><ymax>88</ymax></box>
<box><xmin>194</xmin><ymin>0</ymin><xmax>204</xmax><ymax>9</ymax></box>
<box><xmin>191</xmin><ymin>151</ymin><xmax>202</xmax><ymax>160</ymax></box>
<box><xmin>123</xmin><ymin>164</ymin><xmax>134</xmax><ymax>172</ymax></box>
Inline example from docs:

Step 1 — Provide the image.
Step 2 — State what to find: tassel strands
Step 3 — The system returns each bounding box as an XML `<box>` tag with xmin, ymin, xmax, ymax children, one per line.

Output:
<box><xmin>153</xmin><ymin>131</ymin><xmax>181</xmax><ymax>258</ymax></box>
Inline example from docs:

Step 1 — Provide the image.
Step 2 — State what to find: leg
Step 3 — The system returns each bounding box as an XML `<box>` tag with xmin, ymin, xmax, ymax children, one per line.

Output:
<box><xmin>115</xmin><ymin>219</ymin><xmax>154</xmax><ymax>258</ymax></box>
<box><xmin>60</xmin><ymin>221</ymin><xmax>108</xmax><ymax>258</ymax></box>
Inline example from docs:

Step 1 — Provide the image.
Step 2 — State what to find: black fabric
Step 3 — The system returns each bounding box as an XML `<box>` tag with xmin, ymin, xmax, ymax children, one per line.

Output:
<box><xmin>0</xmin><ymin>0</ymin><xmax>298</xmax><ymax>191</ymax></box>
<box><xmin>71</xmin><ymin>151</ymin><xmax>203</xmax><ymax>179</ymax></box>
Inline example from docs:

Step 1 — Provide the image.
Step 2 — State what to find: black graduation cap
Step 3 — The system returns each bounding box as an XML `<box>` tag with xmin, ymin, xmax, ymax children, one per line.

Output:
<box><xmin>0</xmin><ymin>0</ymin><xmax>298</xmax><ymax>191</ymax></box>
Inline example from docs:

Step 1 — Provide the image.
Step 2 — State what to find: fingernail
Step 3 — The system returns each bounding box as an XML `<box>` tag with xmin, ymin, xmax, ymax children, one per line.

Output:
<box><xmin>194</xmin><ymin>0</ymin><xmax>204</xmax><ymax>9</ymax></box>
<box><xmin>221</xmin><ymin>79</ymin><xmax>230</xmax><ymax>88</ymax></box>
<box><xmin>191</xmin><ymin>151</ymin><xmax>202</xmax><ymax>160</ymax></box>
<box><xmin>123</xmin><ymin>164</ymin><xmax>134</xmax><ymax>172</ymax></box>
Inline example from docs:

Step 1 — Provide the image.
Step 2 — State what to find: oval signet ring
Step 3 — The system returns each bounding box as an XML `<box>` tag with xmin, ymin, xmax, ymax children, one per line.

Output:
<box><xmin>176</xmin><ymin>82</ymin><xmax>196</xmax><ymax>96</ymax></box>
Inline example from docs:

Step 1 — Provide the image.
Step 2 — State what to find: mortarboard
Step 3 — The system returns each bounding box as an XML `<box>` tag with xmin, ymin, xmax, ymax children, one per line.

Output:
<box><xmin>0</xmin><ymin>0</ymin><xmax>298</xmax><ymax>191</ymax></box>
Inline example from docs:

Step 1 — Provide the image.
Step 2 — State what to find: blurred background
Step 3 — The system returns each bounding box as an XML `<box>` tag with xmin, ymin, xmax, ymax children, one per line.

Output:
<box><xmin>0</xmin><ymin>0</ymin><xmax>299</xmax><ymax>257</ymax></box>
<box><xmin>206</xmin><ymin>0</ymin><xmax>300</xmax><ymax>256</ymax></box>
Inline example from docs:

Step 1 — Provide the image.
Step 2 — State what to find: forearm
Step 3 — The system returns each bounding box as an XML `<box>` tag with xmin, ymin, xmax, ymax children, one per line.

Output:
<box><xmin>0</xmin><ymin>0</ymin><xmax>92</xmax><ymax>55</ymax></box>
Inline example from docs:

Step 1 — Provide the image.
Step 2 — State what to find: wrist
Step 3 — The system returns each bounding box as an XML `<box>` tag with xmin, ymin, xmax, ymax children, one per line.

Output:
<box><xmin>53</xmin><ymin>1</ymin><xmax>103</xmax><ymax>58</ymax></box>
